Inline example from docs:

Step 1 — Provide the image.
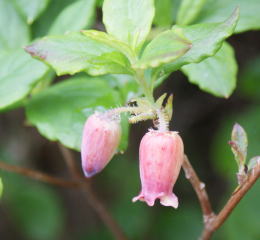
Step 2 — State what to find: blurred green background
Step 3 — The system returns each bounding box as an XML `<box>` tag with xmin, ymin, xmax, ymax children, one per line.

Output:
<box><xmin>0</xmin><ymin>0</ymin><xmax>260</xmax><ymax>239</ymax></box>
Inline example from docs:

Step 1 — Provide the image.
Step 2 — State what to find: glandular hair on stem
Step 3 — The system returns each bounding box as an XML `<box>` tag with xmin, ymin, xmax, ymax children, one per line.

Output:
<box><xmin>156</xmin><ymin>109</ymin><xmax>169</xmax><ymax>132</ymax></box>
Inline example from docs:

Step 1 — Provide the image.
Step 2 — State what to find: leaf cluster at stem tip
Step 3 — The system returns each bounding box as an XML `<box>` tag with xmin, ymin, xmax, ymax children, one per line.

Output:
<box><xmin>25</xmin><ymin>0</ymin><xmax>239</xmax><ymax>103</ymax></box>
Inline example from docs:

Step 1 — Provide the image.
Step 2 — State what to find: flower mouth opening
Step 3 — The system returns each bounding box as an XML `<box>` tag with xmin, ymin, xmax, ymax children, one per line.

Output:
<box><xmin>132</xmin><ymin>191</ymin><xmax>179</xmax><ymax>208</ymax></box>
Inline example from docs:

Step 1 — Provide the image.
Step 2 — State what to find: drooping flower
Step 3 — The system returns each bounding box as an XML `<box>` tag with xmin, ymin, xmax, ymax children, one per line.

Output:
<box><xmin>81</xmin><ymin>112</ymin><xmax>121</xmax><ymax>177</ymax></box>
<box><xmin>133</xmin><ymin>130</ymin><xmax>184</xmax><ymax>208</ymax></box>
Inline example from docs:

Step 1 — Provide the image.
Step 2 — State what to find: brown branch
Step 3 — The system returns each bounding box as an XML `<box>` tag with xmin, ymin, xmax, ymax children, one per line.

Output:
<box><xmin>0</xmin><ymin>161</ymin><xmax>79</xmax><ymax>188</ymax></box>
<box><xmin>58</xmin><ymin>144</ymin><xmax>128</xmax><ymax>240</ymax></box>
<box><xmin>183</xmin><ymin>155</ymin><xmax>260</xmax><ymax>240</ymax></box>
<box><xmin>182</xmin><ymin>155</ymin><xmax>215</xmax><ymax>222</ymax></box>
<box><xmin>201</xmin><ymin>162</ymin><xmax>260</xmax><ymax>240</ymax></box>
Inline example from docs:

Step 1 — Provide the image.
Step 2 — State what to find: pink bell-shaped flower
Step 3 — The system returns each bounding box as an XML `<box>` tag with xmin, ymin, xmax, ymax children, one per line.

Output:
<box><xmin>133</xmin><ymin>130</ymin><xmax>184</xmax><ymax>208</ymax></box>
<box><xmin>81</xmin><ymin>113</ymin><xmax>121</xmax><ymax>177</ymax></box>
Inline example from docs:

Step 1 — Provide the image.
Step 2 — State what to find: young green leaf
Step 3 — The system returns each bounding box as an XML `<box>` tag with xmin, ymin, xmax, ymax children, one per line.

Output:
<box><xmin>12</xmin><ymin>0</ymin><xmax>50</xmax><ymax>24</ymax></box>
<box><xmin>229</xmin><ymin>123</ymin><xmax>248</xmax><ymax>167</ymax></box>
<box><xmin>177</xmin><ymin>0</ymin><xmax>207</xmax><ymax>25</ymax></box>
<box><xmin>26</xmin><ymin>75</ymin><xmax>128</xmax><ymax>151</ymax></box>
<box><xmin>155</xmin><ymin>7</ymin><xmax>239</xmax><ymax>76</ymax></box>
<box><xmin>48</xmin><ymin>0</ymin><xmax>96</xmax><ymax>35</ymax></box>
<box><xmin>181</xmin><ymin>42</ymin><xmax>237</xmax><ymax>98</ymax></box>
<box><xmin>0</xmin><ymin>49</ymin><xmax>49</xmax><ymax>111</ymax></box>
<box><xmin>82</xmin><ymin>30</ymin><xmax>135</xmax><ymax>62</ymax></box>
<box><xmin>25</xmin><ymin>33</ymin><xmax>133</xmax><ymax>76</ymax></box>
<box><xmin>248</xmin><ymin>156</ymin><xmax>260</xmax><ymax>171</ymax></box>
<box><xmin>103</xmin><ymin>0</ymin><xmax>155</xmax><ymax>51</ymax></box>
<box><xmin>195</xmin><ymin>0</ymin><xmax>260</xmax><ymax>33</ymax></box>
<box><xmin>211</xmin><ymin>106</ymin><xmax>260</xmax><ymax>178</ymax></box>
<box><xmin>134</xmin><ymin>30</ymin><xmax>192</xmax><ymax>69</ymax></box>
<box><xmin>0</xmin><ymin>0</ymin><xmax>29</xmax><ymax>52</ymax></box>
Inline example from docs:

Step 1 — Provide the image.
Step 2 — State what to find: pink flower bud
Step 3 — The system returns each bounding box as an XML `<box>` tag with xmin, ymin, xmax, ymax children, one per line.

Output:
<box><xmin>81</xmin><ymin>113</ymin><xmax>121</xmax><ymax>177</ymax></box>
<box><xmin>133</xmin><ymin>130</ymin><xmax>184</xmax><ymax>208</ymax></box>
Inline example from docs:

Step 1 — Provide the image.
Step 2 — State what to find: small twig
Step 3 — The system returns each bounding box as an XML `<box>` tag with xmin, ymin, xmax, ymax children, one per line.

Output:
<box><xmin>58</xmin><ymin>144</ymin><xmax>128</xmax><ymax>240</ymax></box>
<box><xmin>201</xmin><ymin>162</ymin><xmax>260</xmax><ymax>240</ymax></box>
<box><xmin>182</xmin><ymin>155</ymin><xmax>215</xmax><ymax>223</ymax></box>
<box><xmin>183</xmin><ymin>155</ymin><xmax>260</xmax><ymax>240</ymax></box>
<box><xmin>0</xmin><ymin>161</ymin><xmax>79</xmax><ymax>188</ymax></box>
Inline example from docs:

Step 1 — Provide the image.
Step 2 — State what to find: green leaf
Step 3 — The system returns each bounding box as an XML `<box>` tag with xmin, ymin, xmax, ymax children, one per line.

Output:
<box><xmin>134</xmin><ymin>30</ymin><xmax>192</xmax><ymax>69</ymax></box>
<box><xmin>0</xmin><ymin>49</ymin><xmax>49</xmax><ymax>111</ymax></box>
<box><xmin>156</xmin><ymin>8</ymin><xmax>239</xmax><ymax>76</ymax></box>
<box><xmin>181</xmin><ymin>42</ymin><xmax>237</xmax><ymax>98</ymax></box>
<box><xmin>26</xmin><ymin>75</ymin><xmax>127</xmax><ymax>151</ymax></box>
<box><xmin>0</xmin><ymin>178</ymin><xmax>3</xmax><ymax>198</ymax></box>
<box><xmin>25</xmin><ymin>33</ymin><xmax>132</xmax><ymax>76</ymax></box>
<box><xmin>153</xmin><ymin>0</ymin><xmax>177</xmax><ymax>27</ymax></box>
<box><xmin>176</xmin><ymin>0</ymin><xmax>207</xmax><ymax>25</ymax></box>
<box><xmin>48</xmin><ymin>0</ymin><xmax>96</xmax><ymax>35</ymax></box>
<box><xmin>13</xmin><ymin>0</ymin><xmax>50</xmax><ymax>24</ymax></box>
<box><xmin>103</xmin><ymin>0</ymin><xmax>155</xmax><ymax>51</ymax></box>
<box><xmin>0</xmin><ymin>0</ymin><xmax>29</xmax><ymax>52</ymax></box>
<box><xmin>153</xmin><ymin>0</ymin><xmax>183</xmax><ymax>27</ymax></box>
<box><xmin>82</xmin><ymin>30</ymin><xmax>135</xmax><ymax>62</ymax></box>
<box><xmin>195</xmin><ymin>0</ymin><xmax>260</xmax><ymax>33</ymax></box>
<box><xmin>103</xmin><ymin>74</ymin><xmax>139</xmax><ymax>102</ymax></box>
<box><xmin>31</xmin><ymin>0</ymin><xmax>75</xmax><ymax>37</ymax></box>
<box><xmin>230</xmin><ymin>123</ymin><xmax>248</xmax><ymax>167</ymax></box>
<box><xmin>97</xmin><ymin>0</ymin><xmax>104</xmax><ymax>7</ymax></box>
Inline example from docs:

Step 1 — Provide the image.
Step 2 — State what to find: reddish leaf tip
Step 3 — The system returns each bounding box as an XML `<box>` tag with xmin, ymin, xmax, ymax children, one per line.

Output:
<box><xmin>24</xmin><ymin>44</ymin><xmax>47</xmax><ymax>60</ymax></box>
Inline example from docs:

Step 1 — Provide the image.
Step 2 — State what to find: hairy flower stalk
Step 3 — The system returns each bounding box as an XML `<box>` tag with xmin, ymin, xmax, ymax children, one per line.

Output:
<box><xmin>133</xmin><ymin>130</ymin><xmax>184</xmax><ymax>208</ymax></box>
<box><xmin>81</xmin><ymin>112</ymin><xmax>121</xmax><ymax>177</ymax></box>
